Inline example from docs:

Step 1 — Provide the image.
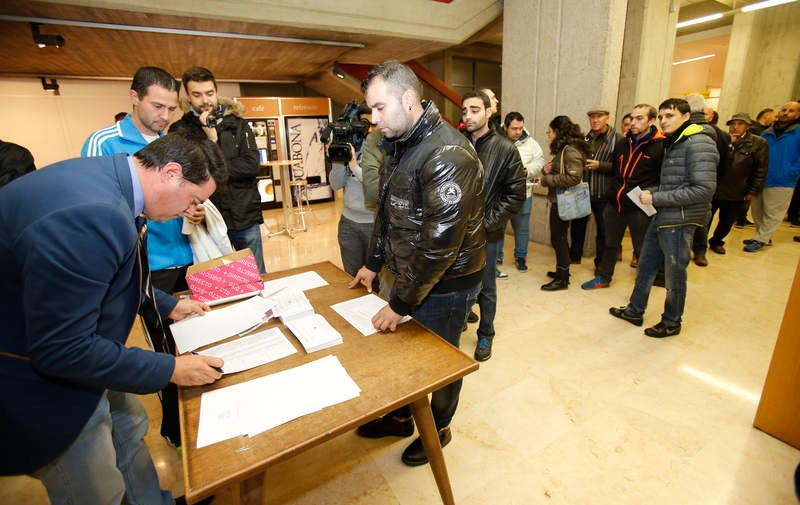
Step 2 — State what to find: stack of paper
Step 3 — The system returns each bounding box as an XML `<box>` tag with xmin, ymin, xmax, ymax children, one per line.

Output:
<box><xmin>285</xmin><ymin>313</ymin><xmax>343</xmax><ymax>353</ymax></box>
<box><xmin>170</xmin><ymin>295</ymin><xmax>275</xmax><ymax>354</ymax></box>
<box><xmin>272</xmin><ymin>289</ymin><xmax>315</xmax><ymax>324</ymax></box>
<box><xmin>196</xmin><ymin>355</ymin><xmax>360</xmax><ymax>448</ymax></box>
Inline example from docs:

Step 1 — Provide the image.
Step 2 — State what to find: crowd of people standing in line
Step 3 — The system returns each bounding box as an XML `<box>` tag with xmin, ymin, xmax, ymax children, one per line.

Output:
<box><xmin>1</xmin><ymin>55</ymin><xmax>799</xmax><ymax>504</ymax></box>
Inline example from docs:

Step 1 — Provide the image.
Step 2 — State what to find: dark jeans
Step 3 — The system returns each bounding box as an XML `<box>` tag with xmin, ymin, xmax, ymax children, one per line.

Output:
<box><xmin>597</xmin><ymin>206</ymin><xmax>651</xmax><ymax>282</ymax></box>
<box><xmin>388</xmin><ymin>282</ymin><xmax>481</xmax><ymax>430</ymax></box>
<box><xmin>570</xmin><ymin>200</ymin><xmax>607</xmax><ymax>264</ymax></box>
<box><xmin>627</xmin><ymin>222</ymin><xmax>695</xmax><ymax>325</ymax></box>
<box><xmin>476</xmin><ymin>240</ymin><xmax>501</xmax><ymax>342</ymax></box>
<box><xmin>709</xmin><ymin>200</ymin><xmax>746</xmax><ymax>247</ymax></box>
<box><xmin>228</xmin><ymin>223</ymin><xmax>266</xmax><ymax>274</ymax></box>
<box><xmin>549</xmin><ymin>204</ymin><xmax>571</xmax><ymax>274</ymax></box>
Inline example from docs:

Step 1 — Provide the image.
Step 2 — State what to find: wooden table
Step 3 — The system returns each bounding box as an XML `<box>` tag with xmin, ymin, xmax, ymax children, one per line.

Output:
<box><xmin>259</xmin><ymin>160</ymin><xmax>302</xmax><ymax>239</ymax></box>
<box><xmin>178</xmin><ymin>262</ymin><xmax>479</xmax><ymax>504</ymax></box>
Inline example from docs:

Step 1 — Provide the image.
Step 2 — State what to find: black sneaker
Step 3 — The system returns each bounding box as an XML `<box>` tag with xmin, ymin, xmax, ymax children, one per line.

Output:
<box><xmin>515</xmin><ymin>257</ymin><xmax>528</xmax><ymax>271</ymax></box>
<box><xmin>474</xmin><ymin>337</ymin><xmax>492</xmax><ymax>361</ymax></box>
<box><xmin>644</xmin><ymin>321</ymin><xmax>681</xmax><ymax>338</ymax></box>
<box><xmin>467</xmin><ymin>310</ymin><xmax>479</xmax><ymax>323</ymax></box>
<box><xmin>401</xmin><ymin>427</ymin><xmax>452</xmax><ymax>466</ymax></box>
<box><xmin>609</xmin><ymin>306</ymin><xmax>644</xmax><ymax>326</ymax></box>
<box><xmin>356</xmin><ymin>416</ymin><xmax>414</xmax><ymax>438</ymax></box>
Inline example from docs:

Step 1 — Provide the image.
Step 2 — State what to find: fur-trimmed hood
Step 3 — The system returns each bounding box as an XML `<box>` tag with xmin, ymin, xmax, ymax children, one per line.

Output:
<box><xmin>179</xmin><ymin>96</ymin><xmax>244</xmax><ymax>116</ymax></box>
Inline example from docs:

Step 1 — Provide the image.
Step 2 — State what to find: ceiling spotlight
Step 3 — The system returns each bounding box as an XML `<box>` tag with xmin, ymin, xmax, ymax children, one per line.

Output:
<box><xmin>40</xmin><ymin>77</ymin><xmax>60</xmax><ymax>95</ymax></box>
<box><xmin>31</xmin><ymin>23</ymin><xmax>65</xmax><ymax>48</ymax></box>
<box><xmin>332</xmin><ymin>62</ymin><xmax>345</xmax><ymax>79</ymax></box>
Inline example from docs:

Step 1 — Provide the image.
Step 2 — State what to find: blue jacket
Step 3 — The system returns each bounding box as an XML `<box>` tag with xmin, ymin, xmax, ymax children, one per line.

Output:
<box><xmin>761</xmin><ymin>122</ymin><xmax>800</xmax><ymax>188</ymax></box>
<box><xmin>82</xmin><ymin>115</ymin><xmax>193</xmax><ymax>270</ymax></box>
<box><xmin>0</xmin><ymin>154</ymin><xmax>177</xmax><ymax>475</ymax></box>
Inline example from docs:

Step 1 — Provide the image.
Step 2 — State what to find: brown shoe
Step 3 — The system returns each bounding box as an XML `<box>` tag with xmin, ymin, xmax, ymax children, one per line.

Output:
<box><xmin>693</xmin><ymin>252</ymin><xmax>708</xmax><ymax>267</ymax></box>
<box><xmin>630</xmin><ymin>254</ymin><xmax>638</xmax><ymax>268</ymax></box>
<box><xmin>710</xmin><ymin>244</ymin><xmax>726</xmax><ymax>255</ymax></box>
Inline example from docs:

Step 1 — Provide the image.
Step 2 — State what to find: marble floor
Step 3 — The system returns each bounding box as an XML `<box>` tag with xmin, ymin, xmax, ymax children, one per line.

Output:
<box><xmin>3</xmin><ymin>199</ymin><xmax>799</xmax><ymax>505</ymax></box>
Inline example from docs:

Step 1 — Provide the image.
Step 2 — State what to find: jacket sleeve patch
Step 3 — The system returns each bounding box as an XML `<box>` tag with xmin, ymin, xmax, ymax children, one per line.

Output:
<box><xmin>438</xmin><ymin>182</ymin><xmax>463</xmax><ymax>204</ymax></box>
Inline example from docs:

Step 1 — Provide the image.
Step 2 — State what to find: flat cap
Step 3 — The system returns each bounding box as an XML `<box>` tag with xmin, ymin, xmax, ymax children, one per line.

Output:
<box><xmin>587</xmin><ymin>106</ymin><xmax>610</xmax><ymax>115</ymax></box>
<box><xmin>726</xmin><ymin>112</ymin><xmax>753</xmax><ymax>125</ymax></box>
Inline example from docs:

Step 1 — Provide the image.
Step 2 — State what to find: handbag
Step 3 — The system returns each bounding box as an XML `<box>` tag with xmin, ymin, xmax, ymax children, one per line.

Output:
<box><xmin>554</xmin><ymin>148</ymin><xmax>591</xmax><ymax>220</ymax></box>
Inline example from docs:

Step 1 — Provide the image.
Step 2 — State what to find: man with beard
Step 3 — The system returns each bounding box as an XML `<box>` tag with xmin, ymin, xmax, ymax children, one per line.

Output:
<box><xmin>461</xmin><ymin>91</ymin><xmax>525</xmax><ymax>361</ymax></box>
<box><xmin>350</xmin><ymin>60</ymin><xmax>485</xmax><ymax>466</ymax></box>
<box><xmin>170</xmin><ymin>66</ymin><xmax>264</xmax><ymax>273</ymax></box>
<box><xmin>745</xmin><ymin>101</ymin><xmax>800</xmax><ymax>252</ymax></box>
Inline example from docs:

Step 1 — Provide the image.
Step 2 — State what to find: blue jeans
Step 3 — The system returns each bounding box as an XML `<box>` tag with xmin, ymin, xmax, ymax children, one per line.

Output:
<box><xmin>499</xmin><ymin>197</ymin><xmax>532</xmax><ymax>260</ymax></box>
<box><xmin>228</xmin><ymin>223</ymin><xmax>266</xmax><ymax>274</ymax></box>
<box><xmin>32</xmin><ymin>391</ymin><xmax>172</xmax><ymax>505</ymax></box>
<box><xmin>476</xmin><ymin>240</ymin><xmax>501</xmax><ymax>342</ymax></box>
<box><xmin>627</xmin><ymin>222</ymin><xmax>695</xmax><ymax>325</ymax></box>
<box><xmin>410</xmin><ymin>282</ymin><xmax>481</xmax><ymax>429</ymax></box>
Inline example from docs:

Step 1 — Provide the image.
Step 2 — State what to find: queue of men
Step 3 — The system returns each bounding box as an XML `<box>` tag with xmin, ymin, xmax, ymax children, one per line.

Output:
<box><xmin>1</xmin><ymin>56</ymin><xmax>799</xmax><ymax>504</ymax></box>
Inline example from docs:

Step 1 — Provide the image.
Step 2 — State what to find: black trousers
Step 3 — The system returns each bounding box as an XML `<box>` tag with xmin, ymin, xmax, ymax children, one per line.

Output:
<box><xmin>550</xmin><ymin>204</ymin><xmax>571</xmax><ymax>275</ymax></box>
<box><xmin>709</xmin><ymin>199</ymin><xmax>746</xmax><ymax>247</ymax></box>
<box><xmin>570</xmin><ymin>200</ymin><xmax>607</xmax><ymax>265</ymax></box>
<box><xmin>597</xmin><ymin>206</ymin><xmax>652</xmax><ymax>282</ymax></box>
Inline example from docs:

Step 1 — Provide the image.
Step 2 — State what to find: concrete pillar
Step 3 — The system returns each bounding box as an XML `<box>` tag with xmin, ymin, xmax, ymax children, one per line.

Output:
<box><xmin>502</xmin><ymin>0</ymin><xmax>628</xmax><ymax>147</ymax></box>
<box><xmin>718</xmin><ymin>3</ymin><xmax>800</xmax><ymax>121</ymax></box>
<box><xmin>616</xmin><ymin>0</ymin><xmax>678</xmax><ymax>121</ymax></box>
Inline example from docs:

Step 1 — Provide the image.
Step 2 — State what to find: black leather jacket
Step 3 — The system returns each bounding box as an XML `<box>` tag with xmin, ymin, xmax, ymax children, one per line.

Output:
<box><xmin>715</xmin><ymin>132</ymin><xmax>769</xmax><ymax>200</ymax></box>
<box><xmin>470</xmin><ymin>130</ymin><xmax>526</xmax><ymax>241</ymax></box>
<box><xmin>365</xmin><ymin>102</ymin><xmax>485</xmax><ymax>316</ymax></box>
<box><xmin>170</xmin><ymin>98</ymin><xmax>262</xmax><ymax>231</ymax></box>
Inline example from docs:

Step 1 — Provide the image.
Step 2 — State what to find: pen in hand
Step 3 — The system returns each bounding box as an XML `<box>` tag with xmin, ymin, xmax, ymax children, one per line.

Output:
<box><xmin>191</xmin><ymin>351</ymin><xmax>224</xmax><ymax>374</ymax></box>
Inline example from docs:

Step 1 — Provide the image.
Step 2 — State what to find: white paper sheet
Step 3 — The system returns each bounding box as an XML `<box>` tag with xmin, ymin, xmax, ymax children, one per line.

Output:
<box><xmin>626</xmin><ymin>186</ymin><xmax>658</xmax><ymax>217</ymax></box>
<box><xmin>196</xmin><ymin>327</ymin><xmax>297</xmax><ymax>374</ymax></box>
<box><xmin>261</xmin><ymin>271</ymin><xmax>328</xmax><ymax>296</ymax></box>
<box><xmin>170</xmin><ymin>295</ymin><xmax>275</xmax><ymax>354</ymax></box>
<box><xmin>330</xmin><ymin>294</ymin><xmax>411</xmax><ymax>336</ymax></box>
<box><xmin>196</xmin><ymin>355</ymin><xmax>360</xmax><ymax>448</ymax></box>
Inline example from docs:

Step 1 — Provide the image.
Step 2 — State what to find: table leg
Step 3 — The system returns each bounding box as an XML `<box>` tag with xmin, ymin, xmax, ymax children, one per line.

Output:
<box><xmin>410</xmin><ymin>396</ymin><xmax>455</xmax><ymax>505</ymax></box>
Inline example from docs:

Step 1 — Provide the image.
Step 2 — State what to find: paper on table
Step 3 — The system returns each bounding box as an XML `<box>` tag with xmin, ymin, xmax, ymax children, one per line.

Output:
<box><xmin>170</xmin><ymin>295</ymin><xmax>275</xmax><ymax>354</ymax></box>
<box><xmin>330</xmin><ymin>293</ymin><xmax>412</xmax><ymax>336</ymax></box>
<box><xmin>196</xmin><ymin>355</ymin><xmax>360</xmax><ymax>448</ymax></box>
<box><xmin>627</xmin><ymin>186</ymin><xmax>657</xmax><ymax>217</ymax></box>
<box><xmin>196</xmin><ymin>327</ymin><xmax>297</xmax><ymax>374</ymax></box>
<box><xmin>261</xmin><ymin>271</ymin><xmax>328</xmax><ymax>296</ymax></box>
<box><xmin>284</xmin><ymin>313</ymin><xmax>342</xmax><ymax>353</ymax></box>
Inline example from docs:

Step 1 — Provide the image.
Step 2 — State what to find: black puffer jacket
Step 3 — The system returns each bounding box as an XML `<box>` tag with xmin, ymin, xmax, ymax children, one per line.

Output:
<box><xmin>471</xmin><ymin>130</ymin><xmax>526</xmax><ymax>241</ymax></box>
<box><xmin>715</xmin><ymin>132</ymin><xmax>769</xmax><ymax>200</ymax></box>
<box><xmin>603</xmin><ymin>126</ymin><xmax>666</xmax><ymax>214</ymax></box>
<box><xmin>170</xmin><ymin>98</ymin><xmax>262</xmax><ymax>231</ymax></box>
<box><xmin>365</xmin><ymin>102</ymin><xmax>485</xmax><ymax>316</ymax></box>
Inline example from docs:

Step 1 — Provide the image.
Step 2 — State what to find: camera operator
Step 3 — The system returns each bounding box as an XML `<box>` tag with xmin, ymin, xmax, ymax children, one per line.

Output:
<box><xmin>328</xmin><ymin>102</ymin><xmax>384</xmax><ymax>290</ymax></box>
<box><xmin>170</xmin><ymin>66</ymin><xmax>265</xmax><ymax>273</ymax></box>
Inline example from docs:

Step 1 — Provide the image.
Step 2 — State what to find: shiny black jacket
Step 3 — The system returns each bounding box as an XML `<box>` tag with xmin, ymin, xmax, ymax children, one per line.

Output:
<box><xmin>365</xmin><ymin>102</ymin><xmax>485</xmax><ymax>316</ymax></box>
<box><xmin>471</xmin><ymin>130</ymin><xmax>526</xmax><ymax>241</ymax></box>
<box><xmin>170</xmin><ymin>99</ymin><xmax>262</xmax><ymax>231</ymax></box>
<box><xmin>715</xmin><ymin>132</ymin><xmax>769</xmax><ymax>200</ymax></box>
<box><xmin>604</xmin><ymin>126</ymin><xmax>666</xmax><ymax>214</ymax></box>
